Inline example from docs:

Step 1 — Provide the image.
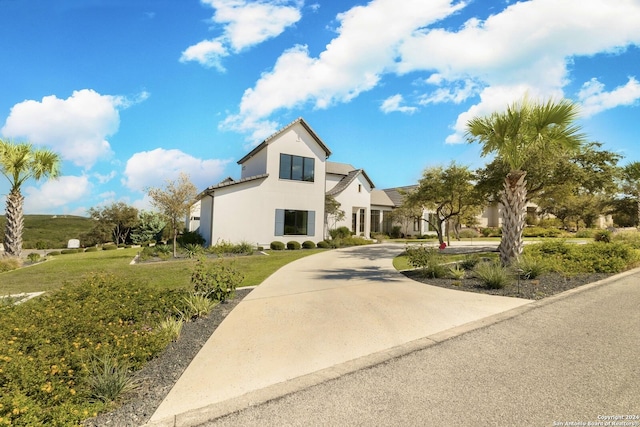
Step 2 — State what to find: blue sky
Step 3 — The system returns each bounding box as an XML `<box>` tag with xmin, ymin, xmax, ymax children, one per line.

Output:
<box><xmin>1</xmin><ymin>0</ymin><xmax>639</xmax><ymax>215</ymax></box>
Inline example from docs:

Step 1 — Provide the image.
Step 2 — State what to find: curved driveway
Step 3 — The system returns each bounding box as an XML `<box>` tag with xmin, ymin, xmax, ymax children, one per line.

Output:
<box><xmin>149</xmin><ymin>243</ymin><xmax>532</xmax><ymax>427</ymax></box>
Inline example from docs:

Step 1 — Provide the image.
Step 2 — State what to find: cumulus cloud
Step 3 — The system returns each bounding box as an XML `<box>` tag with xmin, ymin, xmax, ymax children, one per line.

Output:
<box><xmin>23</xmin><ymin>175</ymin><xmax>92</xmax><ymax>214</ymax></box>
<box><xmin>222</xmin><ymin>0</ymin><xmax>463</xmax><ymax>140</ymax></box>
<box><xmin>122</xmin><ymin>148</ymin><xmax>231</xmax><ymax>192</ymax></box>
<box><xmin>221</xmin><ymin>0</ymin><xmax>640</xmax><ymax>143</ymax></box>
<box><xmin>180</xmin><ymin>0</ymin><xmax>302</xmax><ymax>70</ymax></box>
<box><xmin>1</xmin><ymin>89</ymin><xmax>148</xmax><ymax>168</ymax></box>
<box><xmin>380</xmin><ymin>94</ymin><xmax>417</xmax><ymax>114</ymax></box>
<box><xmin>578</xmin><ymin>77</ymin><xmax>640</xmax><ymax>117</ymax></box>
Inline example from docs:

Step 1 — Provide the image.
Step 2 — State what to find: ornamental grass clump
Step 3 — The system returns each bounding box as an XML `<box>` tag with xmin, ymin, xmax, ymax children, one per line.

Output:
<box><xmin>512</xmin><ymin>254</ymin><xmax>547</xmax><ymax>279</ymax></box>
<box><xmin>473</xmin><ymin>261</ymin><xmax>513</xmax><ymax>289</ymax></box>
<box><xmin>158</xmin><ymin>316</ymin><xmax>184</xmax><ymax>341</ymax></box>
<box><xmin>182</xmin><ymin>293</ymin><xmax>219</xmax><ymax>319</ymax></box>
<box><xmin>86</xmin><ymin>351</ymin><xmax>139</xmax><ymax>403</ymax></box>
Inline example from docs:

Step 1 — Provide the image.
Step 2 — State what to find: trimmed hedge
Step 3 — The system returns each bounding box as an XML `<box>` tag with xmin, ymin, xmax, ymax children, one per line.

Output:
<box><xmin>270</xmin><ymin>241</ymin><xmax>285</xmax><ymax>251</ymax></box>
<box><xmin>302</xmin><ymin>240</ymin><xmax>316</xmax><ymax>249</ymax></box>
<box><xmin>287</xmin><ymin>241</ymin><xmax>301</xmax><ymax>250</ymax></box>
<box><xmin>316</xmin><ymin>241</ymin><xmax>330</xmax><ymax>249</ymax></box>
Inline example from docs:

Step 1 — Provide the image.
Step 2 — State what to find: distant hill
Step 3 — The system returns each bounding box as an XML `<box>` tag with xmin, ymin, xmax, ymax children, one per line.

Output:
<box><xmin>0</xmin><ymin>215</ymin><xmax>94</xmax><ymax>249</ymax></box>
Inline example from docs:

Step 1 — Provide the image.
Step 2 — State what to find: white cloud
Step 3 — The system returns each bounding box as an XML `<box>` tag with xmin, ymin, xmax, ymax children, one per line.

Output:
<box><xmin>94</xmin><ymin>171</ymin><xmax>118</xmax><ymax>184</ymax></box>
<box><xmin>1</xmin><ymin>89</ymin><xmax>147</xmax><ymax>168</ymax></box>
<box><xmin>222</xmin><ymin>0</ymin><xmax>640</xmax><ymax>143</ymax></box>
<box><xmin>181</xmin><ymin>0</ymin><xmax>302</xmax><ymax>69</ymax></box>
<box><xmin>380</xmin><ymin>94</ymin><xmax>417</xmax><ymax>114</ymax></box>
<box><xmin>223</xmin><ymin>0</ymin><xmax>464</xmax><ymax>140</ymax></box>
<box><xmin>578</xmin><ymin>77</ymin><xmax>640</xmax><ymax>117</ymax></box>
<box><xmin>122</xmin><ymin>148</ymin><xmax>231</xmax><ymax>192</ymax></box>
<box><xmin>23</xmin><ymin>175</ymin><xmax>91</xmax><ymax>214</ymax></box>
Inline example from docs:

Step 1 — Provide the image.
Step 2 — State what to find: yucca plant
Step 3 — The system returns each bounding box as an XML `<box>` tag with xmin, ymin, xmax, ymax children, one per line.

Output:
<box><xmin>473</xmin><ymin>261</ymin><xmax>513</xmax><ymax>289</ymax></box>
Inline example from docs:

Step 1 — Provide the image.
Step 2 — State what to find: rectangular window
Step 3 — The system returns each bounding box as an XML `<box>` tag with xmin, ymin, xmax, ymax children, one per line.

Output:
<box><xmin>359</xmin><ymin>209</ymin><xmax>365</xmax><ymax>233</ymax></box>
<box><xmin>279</xmin><ymin>154</ymin><xmax>315</xmax><ymax>182</ymax></box>
<box><xmin>285</xmin><ymin>210</ymin><xmax>308</xmax><ymax>235</ymax></box>
<box><xmin>370</xmin><ymin>210</ymin><xmax>380</xmax><ymax>233</ymax></box>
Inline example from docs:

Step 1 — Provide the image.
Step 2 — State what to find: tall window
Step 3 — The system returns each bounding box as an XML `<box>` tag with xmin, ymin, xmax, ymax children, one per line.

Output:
<box><xmin>359</xmin><ymin>209</ymin><xmax>365</xmax><ymax>233</ymax></box>
<box><xmin>370</xmin><ymin>210</ymin><xmax>380</xmax><ymax>233</ymax></box>
<box><xmin>279</xmin><ymin>154</ymin><xmax>314</xmax><ymax>182</ymax></box>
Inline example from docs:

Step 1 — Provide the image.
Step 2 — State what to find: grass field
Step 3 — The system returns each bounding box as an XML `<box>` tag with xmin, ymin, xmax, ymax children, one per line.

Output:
<box><xmin>0</xmin><ymin>248</ymin><xmax>326</xmax><ymax>295</ymax></box>
<box><xmin>0</xmin><ymin>214</ymin><xmax>93</xmax><ymax>249</ymax></box>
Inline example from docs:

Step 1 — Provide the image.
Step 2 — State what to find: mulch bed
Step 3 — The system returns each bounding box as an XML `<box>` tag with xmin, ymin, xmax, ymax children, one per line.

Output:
<box><xmin>401</xmin><ymin>269</ymin><xmax>615</xmax><ymax>300</ymax></box>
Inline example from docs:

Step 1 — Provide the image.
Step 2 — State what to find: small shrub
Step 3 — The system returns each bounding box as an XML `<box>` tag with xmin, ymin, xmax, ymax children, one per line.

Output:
<box><xmin>593</xmin><ymin>229</ymin><xmax>612</xmax><ymax>243</ymax></box>
<box><xmin>85</xmin><ymin>246</ymin><xmax>99</xmax><ymax>252</ymax></box>
<box><xmin>473</xmin><ymin>261</ymin><xmax>513</xmax><ymax>289</ymax></box>
<box><xmin>334</xmin><ymin>236</ymin><xmax>372</xmax><ymax>247</ymax></box>
<box><xmin>103</xmin><ymin>245</ymin><xmax>118</xmax><ymax>251</ymax></box>
<box><xmin>270</xmin><ymin>241</ymin><xmax>285</xmax><ymax>250</ymax></box>
<box><xmin>611</xmin><ymin>230</ymin><xmax>640</xmax><ymax>249</ymax></box>
<box><xmin>233</xmin><ymin>240</ymin><xmax>255</xmax><ymax>254</ymax></box>
<box><xmin>481</xmin><ymin>227</ymin><xmax>501</xmax><ymax>237</ymax></box>
<box><xmin>158</xmin><ymin>317</ymin><xmax>184</xmax><ymax>341</ymax></box>
<box><xmin>287</xmin><ymin>241</ymin><xmax>301</xmax><ymax>250</ymax></box>
<box><xmin>178</xmin><ymin>230</ymin><xmax>205</xmax><ymax>246</ymax></box>
<box><xmin>182</xmin><ymin>243</ymin><xmax>205</xmax><ymax>258</ymax></box>
<box><xmin>302</xmin><ymin>240</ymin><xmax>316</xmax><ymax>249</ymax></box>
<box><xmin>27</xmin><ymin>252</ymin><xmax>41</xmax><ymax>263</ymax></box>
<box><xmin>47</xmin><ymin>250</ymin><xmax>61</xmax><ymax>256</ymax></box>
<box><xmin>460</xmin><ymin>254</ymin><xmax>480</xmax><ymax>270</ymax></box>
<box><xmin>512</xmin><ymin>255</ymin><xmax>547</xmax><ymax>279</ymax></box>
<box><xmin>390</xmin><ymin>226</ymin><xmax>402</xmax><ymax>239</ymax></box>
<box><xmin>329</xmin><ymin>226</ymin><xmax>352</xmax><ymax>239</ymax></box>
<box><xmin>182</xmin><ymin>293</ymin><xmax>219</xmax><ymax>319</ymax></box>
<box><xmin>191</xmin><ymin>256</ymin><xmax>244</xmax><ymax>302</ymax></box>
<box><xmin>406</xmin><ymin>245</ymin><xmax>448</xmax><ymax>278</ymax></box>
<box><xmin>87</xmin><ymin>351</ymin><xmax>138</xmax><ymax>403</ymax></box>
<box><xmin>575</xmin><ymin>229</ymin><xmax>595</xmax><ymax>238</ymax></box>
<box><xmin>317</xmin><ymin>240</ymin><xmax>330</xmax><ymax>249</ymax></box>
<box><xmin>61</xmin><ymin>248</ymin><xmax>79</xmax><ymax>254</ymax></box>
<box><xmin>458</xmin><ymin>229</ymin><xmax>479</xmax><ymax>239</ymax></box>
<box><xmin>448</xmin><ymin>264</ymin><xmax>466</xmax><ymax>279</ymax></box>
<box><xmin>35</xmin><ymin>240</ymin><xmax>48</xmax><ymax>250</ymax></box>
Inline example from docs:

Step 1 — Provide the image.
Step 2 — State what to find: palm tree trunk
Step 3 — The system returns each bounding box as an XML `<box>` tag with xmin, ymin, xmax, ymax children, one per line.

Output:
<box><xmin>500</xmin><ymin>171</ymin><xmax>527</xmax><ymax>265</ymax></box>
<box><xmin>4</xmin><ymin>189</ymin><xmax>24</xmax><ymax>257</ymax></box>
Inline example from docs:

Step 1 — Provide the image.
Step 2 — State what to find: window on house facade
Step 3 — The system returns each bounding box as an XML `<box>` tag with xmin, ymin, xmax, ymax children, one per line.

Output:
<box><xmin>279</xmin><ymin>154</ymin><xmax>314</xmax><ymax>182</ymax></box>
<box><xmin>370</xmin><ymin>210</ymin><xmax>380</xmax><ymax>233</ymax></box>
<box><xmin>275</xmin><ymin>209</ymin><xmax>316</xmax><ymax>236</ymax></box>
<box><xmin>413</xmin><ymin>218</ymin><xmax>420</xmax><ymax>232</ymax></box>
<box><xmin>359</xmin><ymin>209</ymin><xmax>365</xmax><ymax>233</ymax></box>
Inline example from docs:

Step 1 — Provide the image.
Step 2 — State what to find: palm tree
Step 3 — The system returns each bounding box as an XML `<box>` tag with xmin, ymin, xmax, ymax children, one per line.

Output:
<box><xmin>620</xmin><ymin>161</ymin><xmax>640</xmax><ymax>227</ymax></box>
<box><xmin>465</xmin><ymin>97</ymin><xmax>585</xmax><ymax>265</ymax></box>
<box><xmin>0</xmin><ymin>139</ymin><xmax>61</xmax><ymax>257</ymax></box>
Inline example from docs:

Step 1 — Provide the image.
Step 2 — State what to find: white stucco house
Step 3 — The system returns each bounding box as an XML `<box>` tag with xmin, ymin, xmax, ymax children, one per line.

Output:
<box><xmin>195</xmin><ymin>117</ymin><xmax>391</xmax><ymax>247</ymax></box>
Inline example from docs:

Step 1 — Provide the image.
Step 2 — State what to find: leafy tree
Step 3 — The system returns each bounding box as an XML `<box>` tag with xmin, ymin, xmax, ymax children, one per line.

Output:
<box><xmin>87</xmin><ymin>202</ymin><xmax>139</xmax><ymax>245</ymax></box>
<box><xmin>405</xmin><ymin>163</ymin><xmax>479</xmax><ymax>245</ymax></box>
<box><xmin>466</xmin><ymin>97</ymin><xmax>585</xmax><ymax>265</ymax></box>
<box><xmin>386</xmin><ymin>202</ymin><xmax>423</xmax><ymax>238</ymax></box>
<box><xmin>129</xmin><ymin>210</ymin><xmax>166</xmax><ymax>244</ymax></box>
<box><xmin>0</xmin><ymin>139</ymin><xmax>61</xmax><ymax>256</ymax></box>
<box><xmin>324</xmin><ymin>194</ymin><xmax>345</xmax><ymax>233</ymax></box>
<box><xmin>147</xmin><ymin>173</ymin><xmax>198</xmax><ymax>257</ymax></box>
<box><xmin>619</xmin><ymin>161</ymin><xmax>640</xmax><ymax>227</ymax></box>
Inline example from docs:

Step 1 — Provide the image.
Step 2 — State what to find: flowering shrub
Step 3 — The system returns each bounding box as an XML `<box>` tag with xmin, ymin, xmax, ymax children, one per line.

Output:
<box><xmin>191</xmin><ymin>256</ymin><xmax>244</xmax><ymax>303</ymax></box>
<box><xmin>0</xmin><ymin>274</ymin><xmax>186</xmax><ymax>425</ymax></box>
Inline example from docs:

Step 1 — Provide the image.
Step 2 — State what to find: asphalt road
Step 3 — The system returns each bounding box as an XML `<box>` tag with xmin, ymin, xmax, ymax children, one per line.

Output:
<box><xmin>204</xmin><ymin>270</ymin><xmax>640</xmax><ymax>427</ymax></box>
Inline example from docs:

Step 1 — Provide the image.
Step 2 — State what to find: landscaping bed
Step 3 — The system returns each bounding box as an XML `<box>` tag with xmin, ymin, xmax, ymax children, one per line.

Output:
<box><xmin>402</xmin><ymin>270</ymin><xmax>614</xmax><ymax>300</ymax></box>
<box><xmin>84</xmin><ymin>288</ymin><xmax>251</xmax><ymax>427</ymax></box>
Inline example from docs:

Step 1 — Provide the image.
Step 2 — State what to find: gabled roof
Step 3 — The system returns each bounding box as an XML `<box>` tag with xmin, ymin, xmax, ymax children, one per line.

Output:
<box><xmin>326</xmin><ymin>161</ymin><xmax>356</xmax><ymax>176</ymax></box>
<box><xmin>237</xmin><ymin>117</ymin><xmax>332</xmax><ymax>165</ymax></box>
<box><xmin>326</xmin><ymin>169</ymin><xmax>375</xmax><ymax>196</ymax></box>
<box><xmin>201</xmin><ymin>173</ymin><xmax>269</xmax><ymax>197</ymax></box>
<box><xmin>371</xmin><ymin>189</ymin><xmax>395</xmax><ymax>207</ymax></box>
<box><xmin>382</xmin><ymin>185</ymin><xmax>417</xmax><ymax>206</ymax></box>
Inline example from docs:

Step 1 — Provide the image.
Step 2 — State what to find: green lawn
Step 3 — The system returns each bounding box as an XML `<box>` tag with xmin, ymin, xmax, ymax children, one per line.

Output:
<box><xmin>0</xmin><ymin>248</ymin><xmax>326</xmax><ymax>295</ymax></box>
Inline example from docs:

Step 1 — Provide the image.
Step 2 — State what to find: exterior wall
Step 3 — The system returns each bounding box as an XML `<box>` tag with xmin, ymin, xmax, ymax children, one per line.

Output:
<box><xmin>199</xmin><ymin>196</ymin><xmax>214</xmax><ymax>244</ymax></box>
<box><xmin>325</xmin><ymin>174</ymin><xmax>344</xmax><ymax>192</ymax></box>
<box><xmin>240</xmin><ymin>148</ymin><xmax>268</xmax><ymax>179</ymax></box>
<box><xmin>332</xmin><ymin>174</ymin><xmax>372</xmax><ymax>238</ymax></box>
<box><xmin>202</xmin><ymin>122</ymin><xmax>327</xmax><ymax>247</ymax></box>
<box><xmin>186</xmin><ymin>200</ymin><xmax>201</xmax><ymax>232</ymax></box>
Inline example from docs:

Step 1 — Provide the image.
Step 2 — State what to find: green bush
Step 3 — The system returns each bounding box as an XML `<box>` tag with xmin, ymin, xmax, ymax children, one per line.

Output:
<box><xmin>102</xmin><ymin>245</ymin><xmax>118</xmax><ymax>251</ymax></box>
<box><xmin>270</xmin><ymin>241</ymin><xmax>285</xmax><ymax>251</ymax></box>
<box><xmin>177</xmin><ymin>230</ymin><xmax>205</xmax><ymax>246</ymax></box>
<box><xmin>522</xmin><ymin>227</ymin><xmax>563</xmax><ymax>238</ymax></box>
<box><xmin>512</xmin><ymin>255</ymin><xmax>547</xmax><ymax>279</ymax></box>
<box><xmin>473</xmin><ymin>261</ymin><xmax>513</xmax><ymax>289</ymax></box>
<box><xmin>86</xmin><ymin>351</ymin><xmax>139</xmax><ymax>403</ymax></box>
<box><xmin>61</xmin><ymin>249</ymin><xmax>80</xmax><ymax>254</ymax></box>
<box><xmin>612</xmin><ymin>230</ymin><xmax>640</xmax><ymax>249</ymax></box>
<box><xmin>458</xmin><ymin>229</ymin><xmax>479</xmax><ymax>239</ymax></box>
<box><xmin>575</xmin><ymin>229</ymin><xmax>595</xmax><ymax>238</ymax></box>
<box><xmin>316</xmin><ymin>241</ymin><xmax>330</xmax><ymax>249</ymax></box>
<box><xmin>481</xmin><ymin>227</ymin><xmax>501</xmax><ymax>237</ymax></box>
<box><xmin>302</xmin><ymin>240</ymin><xmax>316</xmax><ymax>249</ymax></box>
<box><xmin>46</xmin><ymin>250</ymin><xmax>61</xmax><ymax>256</ymax></box>
<box><xmin>182</xmin><ymin>243</ymin><xmax>205</xmax><ymax>258</ymax></box>
<box><xmin>460</xmin><ymin>254</ymin><xmax>480</xmax><ymax>270</ymax></box>
<box><xmin>287</xmin><ymin>241</ymin><xmax>301</xmax><ymax>250</ymax></box>
<box><xmin>329</xmin><ymin>226</ymin><xmax>352</xmax><ymax>239</ymax></box>
<box><xmin>181</xmin><ymin>293</ymin><xmax>219</xmax><ymax>320</ymax></box>
<box><xmin>448</xmin><ymin>264</ymin><xmax>466</xmax><ymax>279</ymax></box>
<box><xmin>84</xmin><ymin>247</ymin><xmax>99</xmax><ymax>252</ymax></box>
<box><xmin>26</xmin><ymin>253</ymin><xmax>41</xmax><ymax>263</ymax></box>
<box><xmin>593</xmin><ymin>229</ymin><xmax>612</xmax><ymax>243</ymax></box>
<box><xmin>390</xmin><ymin>226</ymin><xmax>402</xmax><ymax>239</ymax></box>
<box><xmin>0</xmin><ymin>274</ymin><xmax>185</xmax><ymax>425</ymax></box>
<box><xmin>405</xmin><ymin>245</ymin><xmax>448</xmax><ymax>278</ymax></box>
<box><xmin>191</xmin><ymin>256</ymin><xmax>244</xmax><ymax>303</ymax></box>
